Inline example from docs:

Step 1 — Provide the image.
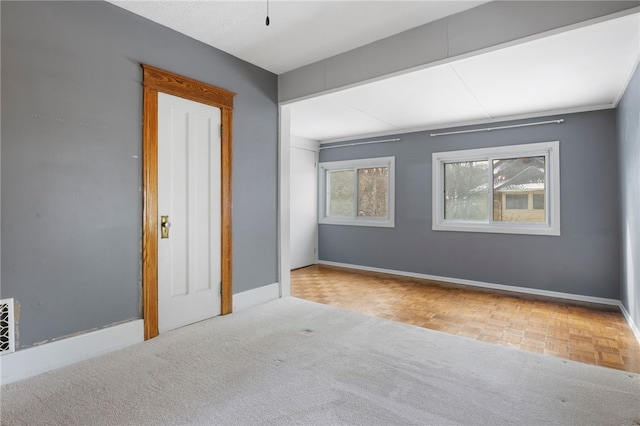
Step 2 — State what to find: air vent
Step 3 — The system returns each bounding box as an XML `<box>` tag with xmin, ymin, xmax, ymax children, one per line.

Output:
<box><xmin>0</xmin><ymin>298</ymin><xmax>15</xmax><ymax>355</ymax></box>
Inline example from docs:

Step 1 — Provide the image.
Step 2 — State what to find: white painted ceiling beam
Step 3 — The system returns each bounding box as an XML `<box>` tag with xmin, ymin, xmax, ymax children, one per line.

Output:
<box><xmin>279</xmin><ymin>1</ymin><xmax>640</xmax><ymax>103</ymax></box>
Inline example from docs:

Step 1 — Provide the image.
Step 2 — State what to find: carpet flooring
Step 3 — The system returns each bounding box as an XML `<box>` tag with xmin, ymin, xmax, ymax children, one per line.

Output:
<box><xmin>1</xmin><ymin>297</ymin><xmax>639</xmax><ymax>425</ymax></box>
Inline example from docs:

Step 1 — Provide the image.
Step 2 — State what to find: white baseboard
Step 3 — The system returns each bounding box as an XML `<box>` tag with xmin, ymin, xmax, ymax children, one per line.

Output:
<box><xmin>0</xmin><ymin>284</ymin><xmax>283</xmax><ymax>386</ymax></box>
<box><xmin>619</xmin><ymin>303</ymin><xmax>640</xmax><ymax>344</ymax></box>
<box><xmin>233</xmin><ymin>283</ymin><xmax>280</xmax><ymax>313</ymax></box>
<box><xmin>0</xmin><ymin>319</ymin><xmax>144</xmax><ymax>385</ymax></box>
<box><xmin>318</xmin><ymin>261</ymin><xmax>620</xmax><ymax>306</ymax></box>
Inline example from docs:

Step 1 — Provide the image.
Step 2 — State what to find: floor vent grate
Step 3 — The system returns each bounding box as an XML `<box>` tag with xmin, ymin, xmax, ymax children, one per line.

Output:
<box><xmin>0</xmin><ymin>298</ymin><xmax>15</xmax><ymax>355</ymax></box>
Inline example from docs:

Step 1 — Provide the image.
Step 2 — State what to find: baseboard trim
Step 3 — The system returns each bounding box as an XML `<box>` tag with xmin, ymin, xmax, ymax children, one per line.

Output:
<box><xmin>233</xmin><ymin>283</ymin><xmax>280</xmax><ymax>313</ymax></box>
<box><xmin>318</xmin><ymin>261</ymin><xmax>620</xmax><ymax>306</ymax></box>
<box><xmin>619</xmin><ymin>303</ymin><xmax>640</xmax><ymax>344</ymax></box>
<box><xmin>0</xmin><ymin>319</ymin><xmax>144</xmax><ymax>385</ymax></box>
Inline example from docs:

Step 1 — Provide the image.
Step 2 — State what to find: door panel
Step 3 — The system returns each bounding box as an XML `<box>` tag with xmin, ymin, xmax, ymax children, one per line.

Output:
<box><xmin>158</xmin><ymin>92</ymin><xmax>221</xmax><ymax>333</ymax></box>
<box><xmin>290</xmin><ymin>146</ymin><xmax>317</xmax><ymax>269</ymax></box>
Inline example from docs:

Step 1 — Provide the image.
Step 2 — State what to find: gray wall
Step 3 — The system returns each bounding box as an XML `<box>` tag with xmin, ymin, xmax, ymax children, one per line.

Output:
<box><xmin>617</xmin><ymin>63</ymin><xmax>640</xmax><ymax>328</ymax></box>
<box><xmin>319</xmin><ymin>110</ymin><xmax>620</xmax><ymax>299</ymax></box>
<box><xmin>1</xmin><ymin>1</ymin><xmax>278</xmax><ymax>349</ymax></box>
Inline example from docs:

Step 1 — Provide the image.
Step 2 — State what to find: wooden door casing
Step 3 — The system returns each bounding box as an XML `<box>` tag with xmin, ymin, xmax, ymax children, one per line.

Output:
<box><xmin>142</xmin><ymin>64</ymin><xmax>235</xmax><ymax>340</ymax></box>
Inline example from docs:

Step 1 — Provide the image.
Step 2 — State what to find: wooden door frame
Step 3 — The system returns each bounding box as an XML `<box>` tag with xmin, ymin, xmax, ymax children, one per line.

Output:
<box><xmin>142</xmin><ymin>64</ymin><xmax>235</xmax><ymax>340</ymax></box>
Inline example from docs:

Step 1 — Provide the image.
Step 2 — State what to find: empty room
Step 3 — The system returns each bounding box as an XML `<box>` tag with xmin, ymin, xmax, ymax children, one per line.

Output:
<box><xmin>2</xmin><ymin>1</ymin><xmax>639</xmax><ymax>424</ymax></box>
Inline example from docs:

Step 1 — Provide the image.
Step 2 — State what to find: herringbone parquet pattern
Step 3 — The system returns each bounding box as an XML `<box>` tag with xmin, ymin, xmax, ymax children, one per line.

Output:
<box><xmin>291</xmin><ymin>264</ymin><xmax>640</xmax><ymax>373</ymax></box>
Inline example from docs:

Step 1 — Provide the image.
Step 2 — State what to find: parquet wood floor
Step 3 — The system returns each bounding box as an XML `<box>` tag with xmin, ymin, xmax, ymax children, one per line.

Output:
<box><xmin>291</xmin><ymin>264</ymin><xmax>640</xmax><ymax>374</ymax></box>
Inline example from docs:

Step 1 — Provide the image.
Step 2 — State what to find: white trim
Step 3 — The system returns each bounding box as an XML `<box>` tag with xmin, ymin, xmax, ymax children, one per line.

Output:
<box><xmin>319</xmin><ymin>156</ymin><xmax>395</xmax><ymax>228</ymax></box>
<box><xmin>291</xmin><ymin>135</ymin><xmax>320</xmax><ymax>152</ymax></box>
<box><xmin>619</xmin><ymin>303</ymin><xmax>640</xmax><ymax>345</ymax></box>
<box><xmin>318</xmin><ymin>261</ymin><xmax>620</xmax><ymax>307</ymax></box>
<box><xmin>278</xmin><ymin>106</ymin><xmax>292</xmax><ymax>298</ymax></box>
<box><xmin>432</xmin><ymin>141</ymin><xmax>560</xmax><ymax>236</ymax></box>
<box><xmin>614</xmin><ymin>49</ymin><xmax>640</xmax><ymax>107</ymax></box>
<box><xmin>232</xmin><ymin>283</ymin><xmax>280</xmax><ymax>313</ymax></box>
<box><xmin>0</xmin><ymin>319</ymin><xmax>143</xmax><ymax>385</ymax></box>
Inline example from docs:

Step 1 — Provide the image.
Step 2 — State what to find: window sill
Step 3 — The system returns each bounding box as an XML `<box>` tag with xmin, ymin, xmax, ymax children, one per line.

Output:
<box><xmin>432</xmin><ymin>221</ymin><xmax>560</xmax><ymax>236</ymax></box>
<box><xmin>319</xmin><ymin>218</ymin><xmax>395</xmax><ymax>228</ymax></box>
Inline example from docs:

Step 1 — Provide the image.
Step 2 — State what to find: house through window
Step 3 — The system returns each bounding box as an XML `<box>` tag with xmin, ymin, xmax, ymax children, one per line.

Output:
<box><xmin>433</xmin><ymin>141</ymin><xmax>560</xmax><ymax>236</ymax></box>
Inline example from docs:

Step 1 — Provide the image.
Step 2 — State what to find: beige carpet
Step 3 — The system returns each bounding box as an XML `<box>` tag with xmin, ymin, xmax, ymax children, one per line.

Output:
<box><xmin>1</xmin><ymin>297</ymin><xmax>639</xmax><ymax>425</ymax></box>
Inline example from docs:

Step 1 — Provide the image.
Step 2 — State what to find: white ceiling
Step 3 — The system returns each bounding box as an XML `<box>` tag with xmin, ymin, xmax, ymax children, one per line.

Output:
<box><xmin>289</xmin><ymin>12</ymin><xmax>640</xmax><ymax>142</ymax></box>
<box><xmin>109</xmin><ymin>1</ymin><xmax>640</xmax><ymax>143</ymax></box>
<box><xmin>109</xmin><ymin>0</ymin><xmax>488</xmax><ymax>74</ymax></box>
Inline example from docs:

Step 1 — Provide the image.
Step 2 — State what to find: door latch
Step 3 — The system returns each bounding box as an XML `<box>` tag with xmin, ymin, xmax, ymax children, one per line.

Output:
<box><xmin>161</xmin><ymin>215</ymin><xmax>171</xmax><ymax>239</ymax></box>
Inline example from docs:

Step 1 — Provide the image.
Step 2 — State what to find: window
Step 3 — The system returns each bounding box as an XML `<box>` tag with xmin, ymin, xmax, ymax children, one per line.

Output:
<box><xmin>432</xmin><ymin>141</ymin><xmax>560</xmax><ymax>236</ymax></box>
<box><xmin>533</xmin><ymin>193</ymin><xmax>545</xmax><ymax>210</ymax></box>
<box><xmin>505</xmin><ymin>194</ymin><xmax>528</xmax><ymax>210</ymax></box>
<box><xmin>319</xmin><ymin>157</ymin><xmax>395</xmax><ymax>227</ymax></box>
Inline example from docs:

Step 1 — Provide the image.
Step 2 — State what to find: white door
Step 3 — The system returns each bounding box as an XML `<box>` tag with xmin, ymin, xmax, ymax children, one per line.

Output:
<box><xmin>290</xmin><ymin>146</ymin><xmax>317</xmax><ymax>269</ymax></box>
<box><xmin>157</xmin><ymin>92</ymin><xmax>221</xmax><ymax>333</ymax></box>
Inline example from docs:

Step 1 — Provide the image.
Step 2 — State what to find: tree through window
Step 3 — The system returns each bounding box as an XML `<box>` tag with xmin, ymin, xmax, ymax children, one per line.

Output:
<box><xmin>319</xmin><ymin>157</ymin><xmax>395</xmax><ymax>227</ymax></box>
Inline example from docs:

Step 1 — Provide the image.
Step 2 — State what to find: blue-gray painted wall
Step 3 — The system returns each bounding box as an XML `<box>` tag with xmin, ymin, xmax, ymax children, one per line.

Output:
<box><xmin>1</xmin><ymin>1</ymin><xmax>278</xmax><ymax>348</ymax></box>
<box><xmin>617</xmin><ymin>63</ymin><xmax>640</xmax><ymax>329</ymax></box>
<box><xmin>319</xmin><ymin>110</ymin><xmax>620</xmax><ymax>299</ymax></box>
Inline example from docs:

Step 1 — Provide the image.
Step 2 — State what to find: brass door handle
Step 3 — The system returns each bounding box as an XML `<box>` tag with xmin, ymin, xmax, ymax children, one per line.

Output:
<box><xmin>161</xmin><ymin>215</ymin><xmax>171</xmax><ymax>239</ymax></box>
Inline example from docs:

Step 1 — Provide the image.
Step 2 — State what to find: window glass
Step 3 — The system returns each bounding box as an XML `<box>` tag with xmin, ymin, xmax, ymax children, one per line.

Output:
<box><xmin>533</xmin><ymin>194</ymin><xmax>545</xmax><ymax>210</ymax></box>
<box><xmin>493</xmin><ymin>157</ymin><xmax>545</xmax><ymax>222</ymax></box>
<box><xmin>444</xmin><ymin>161</ymin><xmax>488</xmax><ymax>221</ymax></box>
<box><xmin>328</xmin><ymin>170</ymin><xmax>355</xmax><ymax>217</ymax></box>
<box><xmin>357</xmin><ymin>167</ymin><xmax>388</xmax><ymax>218</ymax></box>
<box><xmin>505</xmin><ymin>194</ymin><xmax>528</xmax><ymax>209</ymax></box>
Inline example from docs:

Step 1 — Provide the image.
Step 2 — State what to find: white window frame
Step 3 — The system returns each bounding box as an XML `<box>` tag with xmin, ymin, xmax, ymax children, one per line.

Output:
<box><xmin>319</xmin><ymin>156</ymin><xmax>395</xmax><ymax>228</ymax></box>
<box><xmin>432</xmin><ymin>141</ymin><xmax>560</xmax><ymax>236</ymax></box>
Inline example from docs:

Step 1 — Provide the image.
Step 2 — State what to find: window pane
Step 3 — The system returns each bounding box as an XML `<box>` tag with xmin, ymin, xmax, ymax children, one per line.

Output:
<box><xmin>493</xmin><ymin>157</ymin><xmax>545</xmax><ymax>222</ymax></box>
<box><xmin>357</xmin><ymin>167</ymin><xmax>388</xmax><ymax>218</ymax></box>
<box><xmin>444</xmin><ymin>161</ymin><xmax>488</xmax><ymax>221</ymax></box>
<box><xmin>506</xmin><ymin>194</ymin><xmax>528</xmax><ymax>209</ymax></box>
<box><xmin>533</xmin><ymin>193</ymin><xmax>545</xmax><ymax>209</ymax></box>
<box><xmin>328</xmin><ymin>170</ymin><xmax>355</xmax><ymax>217</ymax></box>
